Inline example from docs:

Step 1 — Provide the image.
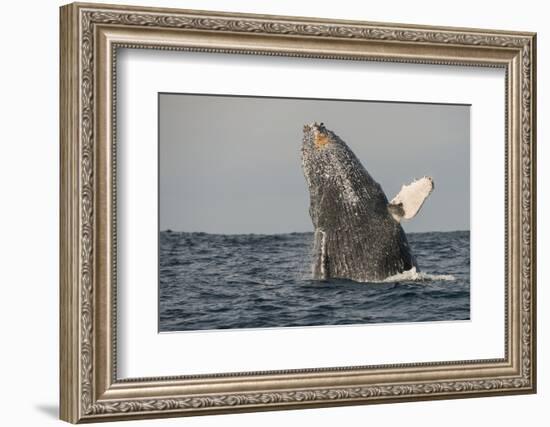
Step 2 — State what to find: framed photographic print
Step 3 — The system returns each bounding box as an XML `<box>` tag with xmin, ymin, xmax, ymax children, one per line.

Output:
<box><xmin>59</xmin><ymin>2</ymin><xmax>537</xmax><ymax>423</ymax></box>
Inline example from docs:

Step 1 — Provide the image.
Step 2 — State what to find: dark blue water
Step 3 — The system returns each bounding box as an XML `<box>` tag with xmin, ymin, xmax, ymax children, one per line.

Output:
<box><xmin>159</xmin><ymin>231</ymin><xmax>470</xmax><ymax>332</ymax></box>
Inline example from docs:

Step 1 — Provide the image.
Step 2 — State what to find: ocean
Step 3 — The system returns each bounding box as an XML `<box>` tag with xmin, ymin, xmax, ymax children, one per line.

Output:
<box><xmin>159</xmin><ymin>230</ymin><xmax>470</xmax><ymax>332</ymax></box>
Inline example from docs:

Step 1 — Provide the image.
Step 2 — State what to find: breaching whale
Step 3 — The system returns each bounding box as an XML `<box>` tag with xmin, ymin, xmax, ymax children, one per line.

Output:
<box><xmin>301</xmin><ymin>122</ymin><xmax>434</xmax><ymax>282</ymax></box>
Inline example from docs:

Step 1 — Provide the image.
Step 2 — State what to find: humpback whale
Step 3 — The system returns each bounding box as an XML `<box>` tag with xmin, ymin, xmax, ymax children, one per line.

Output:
<box><xmin>301</xmin><ymin>122</ymin><xmax>434</xmax><ymax>282</ymax></box>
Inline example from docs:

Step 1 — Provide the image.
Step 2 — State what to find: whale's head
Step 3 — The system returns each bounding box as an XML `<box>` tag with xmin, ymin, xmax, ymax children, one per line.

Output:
<box><xmin>301</xmin><ymin>122</ymin><xmax>346</xmax><ymax>185</ymax></box>
<box><xmin>301</xmin><ymin>122</ymin><xmax>364</xmax><ymax>191</ymax></box>
<box><xmin>302</xmin><ymin>122</ymin><xmax>335</xmax><ymax>152</ymax></box>
<box><xmin>301</xmin><ymin>122</ymin><xmax>387</xmax><ymax>221</ymax></box>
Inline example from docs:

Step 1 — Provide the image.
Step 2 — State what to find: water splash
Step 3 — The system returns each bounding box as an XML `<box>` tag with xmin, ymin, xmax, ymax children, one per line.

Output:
<box><xmin>382</xmin><ymin>267</ymin><xmax>456</xmax><ymax>283</ymax></box>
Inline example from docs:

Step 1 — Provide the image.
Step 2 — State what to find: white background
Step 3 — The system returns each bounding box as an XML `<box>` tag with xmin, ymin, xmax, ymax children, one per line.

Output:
<box><xmin>0</xmin><ymin>0</ymin><xmax>546</xmax><ymax>426</ymax></box>
<box><xmin>118</xmin><ymin>50</ymin><xmax>504</xmax><ymax>377</ymax></box>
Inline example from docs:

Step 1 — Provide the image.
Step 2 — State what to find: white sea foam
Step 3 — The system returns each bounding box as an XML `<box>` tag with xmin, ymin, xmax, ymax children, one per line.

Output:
<box><xmin>382</xmin><ymin>267</ymin><xmax>456</xmax><ymax>283</ymax></box>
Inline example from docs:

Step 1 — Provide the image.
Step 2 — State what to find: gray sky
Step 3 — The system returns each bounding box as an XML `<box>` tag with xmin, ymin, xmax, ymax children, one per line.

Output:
<box><xmin>160</xmin><ymin>94</ymin><xmax>469</xmax><ymax>234</ymax></box>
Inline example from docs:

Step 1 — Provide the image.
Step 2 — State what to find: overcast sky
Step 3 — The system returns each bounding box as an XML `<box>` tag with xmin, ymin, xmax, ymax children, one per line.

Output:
<box><xmin>160</xmin><ymin>93</ymin><xmax>469</xmax><ymax>234</ymax></box>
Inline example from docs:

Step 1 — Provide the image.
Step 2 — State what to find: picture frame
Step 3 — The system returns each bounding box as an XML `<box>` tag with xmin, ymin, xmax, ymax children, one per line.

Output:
<box><xmin>59</xmin><ymin>2</ymin><xmax>537</xmax><ymax>423</ymax></box>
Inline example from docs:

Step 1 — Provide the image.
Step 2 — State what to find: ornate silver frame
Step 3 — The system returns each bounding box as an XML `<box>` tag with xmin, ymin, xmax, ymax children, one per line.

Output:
<box><xmin>60</xmin><ymin>2</ymin><xmax>536</xmax><ymax>423</ymax></box>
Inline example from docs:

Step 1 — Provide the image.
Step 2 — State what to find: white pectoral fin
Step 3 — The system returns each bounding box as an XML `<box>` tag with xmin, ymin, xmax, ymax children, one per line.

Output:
<box><xmin>388</xmin><ymin>176</ymin><xmax>434</xmax><ymax>222</ymax></box>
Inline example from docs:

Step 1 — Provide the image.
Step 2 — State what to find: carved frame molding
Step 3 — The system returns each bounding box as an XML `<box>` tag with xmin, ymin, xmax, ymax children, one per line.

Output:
<box><xmin>60</xmin><ymin>2</ymin><xmax>536</xmax><ymax>423</ymax></box>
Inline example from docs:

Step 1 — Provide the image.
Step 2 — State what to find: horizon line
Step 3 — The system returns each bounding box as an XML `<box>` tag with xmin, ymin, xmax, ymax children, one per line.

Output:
<box><xmin>160</xmin><ymin>229</ymin><xmax>470</xmax><ymax>235</ymax></box>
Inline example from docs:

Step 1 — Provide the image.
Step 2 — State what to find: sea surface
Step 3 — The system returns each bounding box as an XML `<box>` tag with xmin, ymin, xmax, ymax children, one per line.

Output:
<box><xmin>159</xmin><ymin>230</ymin><xmax>470</xmax><ymax>332</ymax></box>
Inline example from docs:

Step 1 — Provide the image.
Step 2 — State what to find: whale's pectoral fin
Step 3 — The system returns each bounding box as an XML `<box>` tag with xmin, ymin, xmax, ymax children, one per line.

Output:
<box><xmin>388</xmin><ymin>176</ymin><xmax>434</xmax><ymax>222</ymax></box>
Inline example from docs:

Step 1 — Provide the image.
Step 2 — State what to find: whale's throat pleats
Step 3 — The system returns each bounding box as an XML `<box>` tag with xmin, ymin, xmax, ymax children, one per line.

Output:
<box><xmin>312</xmin><ymin>229</ymin><xmax>330</xmax><ymax>280</ymax></box>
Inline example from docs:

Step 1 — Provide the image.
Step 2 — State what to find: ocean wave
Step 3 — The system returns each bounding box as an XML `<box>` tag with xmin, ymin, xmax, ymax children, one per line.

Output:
<box><xmin>160</xmin><ymin>231</ymin><xmax>468</xmax><ymax>331</ymax></box>
<box><xmin>382</xmin><ymin>267</ymin><xmax>456</xmax><ymax>283</ymax></box>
